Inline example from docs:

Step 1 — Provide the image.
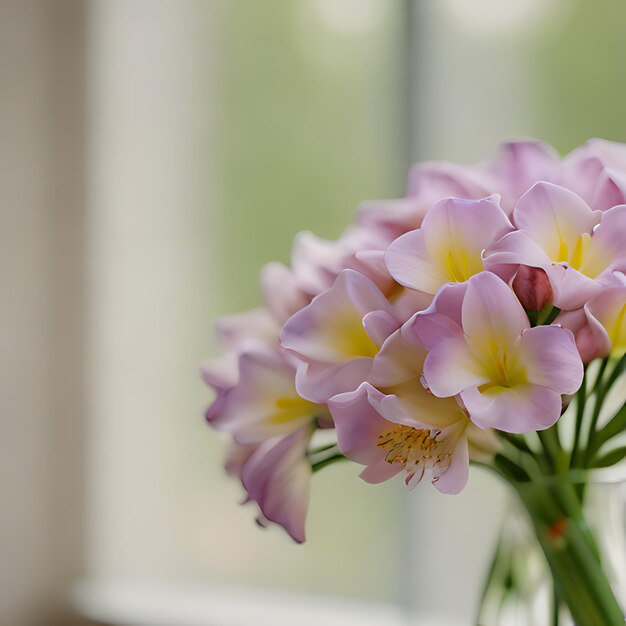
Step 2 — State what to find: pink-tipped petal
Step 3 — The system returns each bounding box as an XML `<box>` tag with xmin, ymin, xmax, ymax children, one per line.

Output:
<box><xmin>294</xmin><ymin>358</ymin><xmax>373</xmax><ymax>404</ymax></box>
<box><xmin>484</xmin><ymin>230</ymin><xmax>552</xmax><ymax>270</ymax></box>
<box><xmin>432</xmin><ymin>435</ymin><xmax>469</xmax><ymax>495</ymax></box>
<box><xmin>491</xmin><ymin>140</ymin><xmax>559</xmax><ymax>213</ymax></box>
<box><xmin>513</xmin><ymin>182</ymin><xmax>600</xmax><ymax>259</ymax></box>
<box><xmin>407</xmin><ymin>161</ymin><xmax>491</xmax><ymax>199</ymax></box>
<box><xmin>215</xmin><ymin>307</ymin><xmax>280</xmax><ymax>352</ymax></box>
<box><xmin>261</xmin><ymin>262</ymin><xmax>309</xmax><ymax>323</ymax></box>
<box><xmin>519</xmin><ymin>326</ymin><xmax>584</xmax><ymax>395</ymax></box>
<box><xmin>328</xmin><ymin>383</ymin><xmax>392</xmax><ymax>467</ymax></box>
<box><xmin>547</xmin><ymin>263</ymin><xmax>604</xmax><ymax>310</ymax></box>
<box><xmin>362</xmin><ymin>310</ymin><xmax>399</xmax><ymax>347</ymax></box>
<box><xmin>369</xmin><ymin>321</ymin><xmax>424</xmax><ymax>387</ymax></box>
<box><xmin>420</xmin><ymin>196</ymin><xmax>513</xmax><ymax>265</ymax></box>
<box><xmin>422</xmin><ymin>335</ymin><xmax>488</xmax><ymax>397</ymax></box>
<box><xmin>359</xmin><ymin>457</ymin><xmax>404</xmax><ymax>484</ymax></box>
<box><xmin>582</xmin><ymin>205</ymin><xmax>626</xmax><ymax>278</ymax></box>
<box><xmin>385</xmin><ymin>229</ymin><xmax>447</xmax><ymax>294</ymax></box>
<box><xmin>280</xmin><ymin>270</ymin><xmax>390</xmax><ymax>364</ymax></box>
<box><xmin>241</xmin><ymin>426</ymin><xmax>313</xmax><ymax>543</ymax></box>
<box><xmin>461</xmin><ymin>384</ymin><xmax>562</xmax><ymax>433</ymax></box>
<box><xmin>461</xmin><ymin>272</ymin><xmax>529</xmax><ymax>347</ymax></box>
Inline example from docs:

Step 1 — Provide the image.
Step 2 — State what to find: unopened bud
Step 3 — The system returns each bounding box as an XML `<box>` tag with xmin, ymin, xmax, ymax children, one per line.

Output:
<box><xmin>512</xmin><ymin>265</ymin><xmax>553</xmax><ymax>311</ymax></box>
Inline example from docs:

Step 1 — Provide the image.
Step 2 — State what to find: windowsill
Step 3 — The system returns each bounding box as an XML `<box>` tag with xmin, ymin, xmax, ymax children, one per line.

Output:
<box><xmin>73</xmin><ymin>579</ymin><xmax>470</xmax><ymax>626</ymax></box>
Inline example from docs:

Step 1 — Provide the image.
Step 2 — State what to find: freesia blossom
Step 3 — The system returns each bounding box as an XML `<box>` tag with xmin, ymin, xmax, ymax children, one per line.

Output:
<box><xmin>201</xmin><ymin>307</ymin><xmax>280</xmax><ymax>422</ymax></box>
<box><xmin>205</xmin><ymin>347</ymin><xmax>322</xmax><ymax>542</ymax></box>
<box><xmin>413</xmin><ymin>272</ymin><xmax>584</xmax><ymax>433</ymax></box>
<box><xmin>329</xmin><ymin>383</ymin><xmax>471</xmax><ymax>494</ymax></box>
<box><xmin>207</xmin><ymin>349</ymin><xmax>321</xmax><ymax>442</ymax></box>
<box><xmin>485</xmin><ymin>182</ymin><xmax>626</xmax><ymax>310</ymax></box>
<box><xmin>203</xmin><ymin>138</ymin><xmax>626</xmax><ymax>549</ymax></box>
<box><xmin>385</xmin><ymin>195</ymin><xmax>513</xmax><ymax>295</ymax></box>
<box><xmin>202</xmin><ymin>306</ymin><xmax>325</xmax><ymax>542</ymax></box>
<box><xmin>280</xmin><ymin>269</ymin><xmax>399</xmax><ymax>403</ymax></box>
<box><xmin>329</xmin><ymin>315</ymin><xmax>497</xmax><ymax>494</ymax></box>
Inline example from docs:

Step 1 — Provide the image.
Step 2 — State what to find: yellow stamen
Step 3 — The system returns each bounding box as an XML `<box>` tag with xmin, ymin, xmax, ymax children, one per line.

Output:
<box><xmin>377</xmin><ymin>424</ymin><xmax>439</xmax><ymax>467</ymax></box>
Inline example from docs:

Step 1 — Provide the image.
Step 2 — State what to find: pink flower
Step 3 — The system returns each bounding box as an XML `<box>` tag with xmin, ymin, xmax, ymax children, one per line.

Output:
<box><xmin>328</xmin><ymin>315</ymin><xmax>499</xmax><ymax>494</ymax></box>
<box><xmin>201</xmin><ymin>307</ymin><xmax>280</xmax><ymax>422</ymax></box>
<box><xmin>207</xmin><ymin>349</ymin><xmax>321</xmax><ymax>442</ymax></box>
<box><xmin>558</xmin><ymin>273</ymin><xmax>626</xmax><ymax>362</ymax></box>
<box><xmin>558</xmin><ymin>138</ymin><xmax>626</xmax><ymax>211</ymax></box>
<box><xmin>385</xmin><ymin>195</ymin><xmax>513</xmax><ymax>295</ymax></box>
<box><xmin>413</xmin><ymin>272</ymin><xmax>584</xmax><ymax>433</ymax></box>
<box><xmin>487</xmin><ymin>140</ymin><xmax>560</xmax><ymax>214</ymax></box>
<box><xmin>329</xmin><ymin>383</ymin><xmax>471</xmax><ymax>494</ymax></box>
<box><xmin>280</xmin><ymin>269</ymin><xmax>398</xmax><ymax>403</ymax></box>
<box><xmin>485</xmin><ymin>182</ymin><xmax>626</xmax><ymax>310</ymax></box>
<box><xmin>202</xmin><ymin>308</ymin><xmax>324</xmax><ymax>542</ymax></box>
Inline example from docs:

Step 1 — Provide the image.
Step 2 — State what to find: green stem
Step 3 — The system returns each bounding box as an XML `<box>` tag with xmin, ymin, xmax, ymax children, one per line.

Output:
<box><xmin>585</xmin><ymin>356</ymin><xmax>625</xmax><ymax>466</ymax></box>
<box><xmin>570</xmin><ymin>369</ymin><xmax>587</xmax><ymax>469</ymax></box>
<box><xmin>310</xmin><ymin>452</ymin><xmax>346</xmax><ymax>473</ymax></box>
<box><xmin>513</xmin><ymin>480</ymin><xmax>624</xmax><ymax>626</ymax></box>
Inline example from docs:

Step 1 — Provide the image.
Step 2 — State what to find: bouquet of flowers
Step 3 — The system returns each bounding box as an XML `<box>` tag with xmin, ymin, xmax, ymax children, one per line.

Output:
<box><xmin>202</xmin><ymin>140</ymin><xmax>626</xmax><ymax>625</ymax></box>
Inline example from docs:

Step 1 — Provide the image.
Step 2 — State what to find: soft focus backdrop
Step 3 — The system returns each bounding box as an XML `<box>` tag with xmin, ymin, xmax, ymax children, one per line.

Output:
<box><xmin>2</xmin><ymin>1</ymin><xmax>626</xmax><ymax>625</ymax></box>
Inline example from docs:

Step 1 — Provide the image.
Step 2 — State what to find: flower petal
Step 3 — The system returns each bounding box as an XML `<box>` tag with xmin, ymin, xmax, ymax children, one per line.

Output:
<box><xmin>461</xmin><ymin>272</ymin><xmax>529</xmax><ymax>349</ymax></box>
<box><xmin>261</xmin><ymin>262</ymin><xmax>309</xmax><ymax>324</ymax></box>
<box><xmin>218</xmin><ymin>351</ymin><xmax>315</xmax><ymax>443</ymax></box>
<box><xmin>421</xmin><ymin>334</ymin><xmax>487</xmax><ymax>397</ymax></box>
<box><xmin>384</xmin><ymin>229</ymin><xmax>447</xmax><ymax>294</ymax></box>
<box><xmin>407</xmin><ymin>161</ymin><xmax>491</xmax><ymax>199</ymax></box>
<box><xmin>280</xmin><ymin>269</ymin><xmax>391</xmax><ymax>364</ymax></box>
<box><xmin>432</xmin><ymin>434</ymin><xmax>469</xmax><ymax>495</ymax></box>
<box><xmin>491</xmin><ymin>140</ymin><xmax>559</xmax><ymax>214</ymax></box>
<box><xmin>328</xmin><ymin>383</ymin><xmax>392</xmax><ymax>467</ymax></box>
<box><xmin>295</xmin><ymin>358</ymin><xmax>373</xmax><ymax>404</ymax></box>
<box><xmin>518</xmin><ymin>326</ymin><xmax>583</xmax><ymax>395</ymax></box>
<box><xmin>513</xmin><ymin>182</ymin><xmax>600</xmax><ymax>260</ymax></box>
<box><xmin>460</xmin><ymin>384</ymin><xmax>562</xmax><ymax>433</ymax></box>
<box><xmin>241</xmin><ymin>426</ymin><xmax>313</xmax><ymax>543</ymax></box>
<box><xmin>421</xmin><ymin>196</ymin><xmax>513</xmax><ymax>272</ymax></box>
<box><xmin>362</xmin><ymin>310</ymin><xmax>399</xmax><ymax>347</ymax></box>
<box><xmin>581</xmin><ymin>205</ymin><xmax>626</xmax><ymax>278</ymax></box>
<box><xmin>484</xmin><ymin>230</ymin><xmax>553</xmax><ymax>270</ymax></box>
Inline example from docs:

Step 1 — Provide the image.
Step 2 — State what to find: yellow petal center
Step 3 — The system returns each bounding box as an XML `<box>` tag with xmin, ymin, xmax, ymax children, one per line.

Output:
<box><xmin>476</xmin><ymin>340</ymin><xmax>528</xmax><ymax>391</ymax></box>
<box><xmin>556</xmin><ymin>232</ymin><xmax>592</xmax><ymax>272</ymax></box>
<box><xmin>443</xmin><ymin>245</ymin><xmax>483</xmax><ymax>283</ymax></box>
<box><xmin>271</xmin><ymin>395</ymin><xmax>317</xmax><ymax>425</ymax></box>
<box><xmin>607</xmin><ymin>303</ymin><xmax>626</xmax><ymax>358</ymax></box>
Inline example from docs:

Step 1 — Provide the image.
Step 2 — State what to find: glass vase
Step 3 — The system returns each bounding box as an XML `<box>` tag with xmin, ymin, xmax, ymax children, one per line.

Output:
<box><xmin>478</xmin><ymin>467</ymin><xmax>626</xmax><ymax>626</ymax></box>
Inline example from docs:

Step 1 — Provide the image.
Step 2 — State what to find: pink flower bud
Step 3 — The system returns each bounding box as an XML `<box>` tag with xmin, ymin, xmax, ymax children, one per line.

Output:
<box><xmin>512</xmin><ymin>265</ymin><xmax>553</xmax><ymax>311</ymax></box>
